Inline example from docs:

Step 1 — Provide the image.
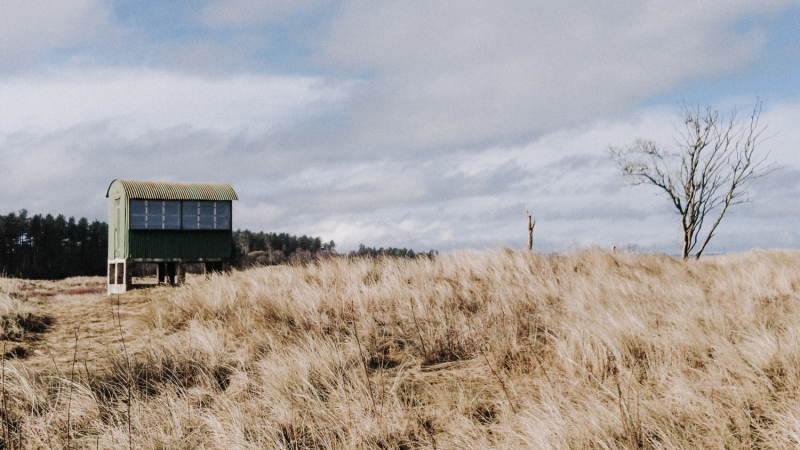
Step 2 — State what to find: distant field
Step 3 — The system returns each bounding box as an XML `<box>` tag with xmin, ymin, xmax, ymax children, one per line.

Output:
<box><xmin>1</xmin><ymin>249</ymin><xmax>800</xmax><ymax>449</ymax></box>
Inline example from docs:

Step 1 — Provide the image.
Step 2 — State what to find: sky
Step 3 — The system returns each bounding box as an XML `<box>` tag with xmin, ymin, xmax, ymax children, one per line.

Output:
<box><xmin>1</xmin><ymin>0</ymin><xmax>799</xmax><ymax>254</ymax></box>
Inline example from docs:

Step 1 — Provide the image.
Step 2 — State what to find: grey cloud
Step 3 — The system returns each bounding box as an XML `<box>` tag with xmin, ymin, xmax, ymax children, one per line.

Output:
<box><xmin>2</xmin><ymin>111</ymin><xmax>795</xmax><ymax>255</ymax></box>
<box><xmin>542</xmin><ymin>203</ymin><xmax>651</xmax><ymax>222</ymax></box>
<box><xmin>201</xmin><ymin>0</ymin><xmax>334</xmax><ymax>26</ymax></box>
<box><xmin>0</xmin><ymin>0</ymin><xmax>111</xmax><ymax>71</ymax></box>
<box><xmin>0</xmin><ymin>69</ymin><xmax>345</xmax><ymax>135</ymax></box>
<box><xmin>312</xmin><ymin>0</ymin><xmax>790</xmax><ymax>152</ymax></box>
<box><xmin>730</xmin><ymin>167</ymin><xmax>800</xmax><ymax>219</ymax></box>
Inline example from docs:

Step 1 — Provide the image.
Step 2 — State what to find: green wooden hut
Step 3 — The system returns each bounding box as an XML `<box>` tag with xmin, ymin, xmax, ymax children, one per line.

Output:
<box><xmin>106</xmin><ymin>179</ymin><xmax>238</xmax><ymax>294</ymax></box>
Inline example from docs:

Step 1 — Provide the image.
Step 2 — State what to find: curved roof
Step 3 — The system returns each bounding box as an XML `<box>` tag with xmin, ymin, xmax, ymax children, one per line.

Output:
<box><xmin>106</xmin><ymin>179</ymin><xmax>238</xmax><ymax>201</ymax></box>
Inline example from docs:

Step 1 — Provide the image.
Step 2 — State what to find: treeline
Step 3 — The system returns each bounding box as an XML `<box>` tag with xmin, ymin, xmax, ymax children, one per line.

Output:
<box><xmin>0</xmin><ymin>210</ymin><xmax>108</xmax><ymax>279</ymax></box>
<box><xmin>350</xmin><ymin>244</ymin><xmax>437</xmax><ymax>259</ymax></box>
<box><xmin>0</xmin><ymin>209</ymin><xmax>436</xmax><ymax>278</ymax></box>
<box><xmin>233</xmin><ymin>230</ymin><xmax>335</xmax><ymax>266</ymax></box>
<box><xmin>233</xmin><ymin>232</ymin><xmax>437</xmax><ymax>267</ymax></box>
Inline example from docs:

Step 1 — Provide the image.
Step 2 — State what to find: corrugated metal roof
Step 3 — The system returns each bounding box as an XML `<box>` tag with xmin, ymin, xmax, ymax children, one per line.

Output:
<box><xmin>106</xmin><ymin>179</ymin><xmax>238</xmax><ymax>201</ymax></box>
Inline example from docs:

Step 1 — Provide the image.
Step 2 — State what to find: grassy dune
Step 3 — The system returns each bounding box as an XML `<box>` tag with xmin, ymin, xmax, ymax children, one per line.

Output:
<box><xmin>1</xmin><ymin>249</ymin><xmax>800</xmax><ymax>448</ymax></box>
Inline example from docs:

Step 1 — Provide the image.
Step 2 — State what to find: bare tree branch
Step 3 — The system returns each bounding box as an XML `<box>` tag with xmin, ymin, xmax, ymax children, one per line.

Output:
<box><xmin>608</xmin><ymin>100</ymin><xmax>772</xmax><ymax>259</ymax></box>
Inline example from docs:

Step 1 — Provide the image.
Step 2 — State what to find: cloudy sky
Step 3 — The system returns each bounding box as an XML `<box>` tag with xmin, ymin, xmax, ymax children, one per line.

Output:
<box><xmin>1</xmin><ymin>1</ymin><xmax>799</xmax><ymax>254</ymax></box>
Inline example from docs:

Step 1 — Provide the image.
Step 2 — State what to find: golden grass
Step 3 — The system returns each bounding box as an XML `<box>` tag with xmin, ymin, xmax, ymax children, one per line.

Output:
<box><xmin>1</xmin><ymin>249</ymin><xmax>800</xmax><ymax>448</ymax></box>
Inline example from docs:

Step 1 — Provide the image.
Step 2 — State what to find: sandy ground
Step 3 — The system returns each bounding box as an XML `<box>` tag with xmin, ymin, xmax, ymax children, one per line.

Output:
<box><xmin>7</xmin><ymin>276</ymin><xmax>194</xmax><ymax>374</ymax></box>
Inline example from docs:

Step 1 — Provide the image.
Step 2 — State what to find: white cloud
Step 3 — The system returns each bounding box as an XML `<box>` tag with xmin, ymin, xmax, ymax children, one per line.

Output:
<box><xmin>315</xmin><ymin>0</ymin><xmax>793</xmax><ymax>151</ymax></box>
<box><xmin>201</xmin><ymin>0</ymin><xmax>333</xmax><ymax>25</ymax></box>
<box><xmin>1</xmin><ymin>98</ymin><xmax>798</xmax><ymax>253</ymax></box>
<box><xmin>214</xmin><ymin>100</ymin><xmax>800</xmax><ymax>253</ymax></box>
<box><xmin>0</xmin><ymin>68</ymin><xmax>350</xmax><ymax>136</ymax></box>
<box><xmin>0</xmin><ymin>0</ymin><xmax>110</xmax><ymax>69</ymax></box>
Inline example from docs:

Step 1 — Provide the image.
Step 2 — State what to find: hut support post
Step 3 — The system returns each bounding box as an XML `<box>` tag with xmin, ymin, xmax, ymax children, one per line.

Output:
<box><xmin>165</xmin><ymin>262</ymin><xmax>176</xmax><ymax>285</ymax></box>
<box><xmin>205</xmin><ymin>261</ymin><xmax>222</xmax><ymax>274</ymax></box>
<box><xmin>107</xmin><ymin>259</ymin><xmax>130</xmax><ymax>294</ymax></box>
<box><xmin>156</xmin><ymin>263</ymin><xmax>166</xmax><ymax>284</ymax></box>
<box><xmin>125</xmin><ymin>262</ymin><xmax>132</xmax><ymax>287</ymax></box>
<box><xmin>176</xmin><ymin>263</ymin><xmax>185</xmax><ymax>285</ymax></box>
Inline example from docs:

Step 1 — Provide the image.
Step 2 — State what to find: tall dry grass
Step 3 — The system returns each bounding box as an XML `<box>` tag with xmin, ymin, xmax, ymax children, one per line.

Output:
<box><xmin>0</xmin><ymin>278</ymin><xmax>54</xmax><ymax>345</ymax></box>
<box><xmin>1</xmin><ymin>249</ymin><xmax>800</xmax><ymax>448</ymax></box>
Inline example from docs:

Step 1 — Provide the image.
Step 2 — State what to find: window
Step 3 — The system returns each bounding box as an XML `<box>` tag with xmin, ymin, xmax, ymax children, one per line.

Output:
<box><xmin>215</xmin><ymin>201</ymin><xmax>231</xmax><ymax>229</ymax></box>
<box><xmin>130</xmin><ymin>200</ymin><xmax>181</xmax><ymax>229</ymax></box>
<box><xmin>182</xmin><ymin>201</ymin><xmax>231</xmax><ymax>230</ymax></box>
<box><xmin>130</xmin><ymin>200</ymin><xmax>145</xmax><ymax>229</ymax></box>
<box><xmin>163</xmin><ymin>201</ymin><xmax>181</xmax><ymax>229</ymax></box>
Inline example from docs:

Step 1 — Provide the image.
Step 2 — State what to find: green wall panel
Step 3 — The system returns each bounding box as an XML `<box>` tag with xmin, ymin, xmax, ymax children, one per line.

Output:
<box><xmin>128</xmin><ymin>231</ymin><xmax>232</xmax><ymax>260</ymax></box>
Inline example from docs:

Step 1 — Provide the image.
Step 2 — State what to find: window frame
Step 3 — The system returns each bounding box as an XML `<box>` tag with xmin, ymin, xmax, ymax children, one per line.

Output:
<box><xmin>181</xmin><ymin>200</ymin><xmax>232</xmax><ymax>231</ymax></box>
<box><xmin>129</xmin><ymin>199</ymin><xmax>182</xmax><ymax>230</ymax></box>
<box><xmin>129</xmin><ymin>200</ymin><xmax>231</xmax><ymax>230</ymax></box>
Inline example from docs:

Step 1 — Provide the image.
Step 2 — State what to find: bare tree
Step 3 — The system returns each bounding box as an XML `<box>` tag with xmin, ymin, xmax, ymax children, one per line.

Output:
<box><xmin>525</xmin><ymin>208</ymin><xmax>535</xmax><ymax>250</ymax></box>
<box><xmin>609</xmin><ymin>101</ymin><xmax>772</xmax><ymax>260</ymax></box>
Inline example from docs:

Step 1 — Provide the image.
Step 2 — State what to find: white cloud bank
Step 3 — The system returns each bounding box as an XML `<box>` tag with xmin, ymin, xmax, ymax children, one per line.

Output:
<box><xmin>255</xmin><ymin>103</ymin><xmax>800</xmax><ymax>253</ymax></box>
<box><xmin>0</xmin><ymin>68</ymin><xmax>349</xmax><ymax>136</ymax></box>
<box><xmin>0</xmin><ymin>0</ymin><xmax>111</xmax><ymax>70</ymax></box>
<box><xmin>201</xmin><ymin>0</ymin><xmax>334</xmax><ymax>25</ymax></box>
<box><xmin>314</xmin><ymin>0</ymin><xmax>793</xmax><ymax>151</ymax></box>
<box><xmin>5</xmin><ymin>87</ymin><xmax>795</xmax><ymax>254</ymax></box>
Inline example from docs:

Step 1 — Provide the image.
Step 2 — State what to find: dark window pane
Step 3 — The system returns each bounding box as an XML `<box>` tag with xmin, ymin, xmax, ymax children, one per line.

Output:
<box><xmin>182</xmin><ymin>201</ymin><xmax>198</xmax><ymax>229</ymax></box>
<box><xmin>198</xmin><ymin>201</ymin><xmax>215</xmax><ymax>230</ymax></box>
<box><xmin>215</xmin><ymin>202</ymin><xmax>231</xmax><ymax>229</ymax></box>
<box><xmin>130</xmin><ymin>215</ymin><xmax>147</xmax><ymax>229</ymax></box>
<box><xmin>130</xmin><ymin>200</ymin><xmax>146</xmax><ymax>216</ymax></box>
<box><xmin>130</xmin><ymin>200</ymin><xmax>147</xmax><ymax>229</ymax></box>
<box><xmin>163</xmin><ymin>201</ymin><xmax>181</xmax><ymax>229</ymax></box>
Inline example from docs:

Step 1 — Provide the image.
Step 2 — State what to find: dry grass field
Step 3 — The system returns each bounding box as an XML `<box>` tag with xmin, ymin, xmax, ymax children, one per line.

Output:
<box><xmin>1</xmin><ymin>249</ymin><xmax>800</xmax><ymax>449</ymax></box>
